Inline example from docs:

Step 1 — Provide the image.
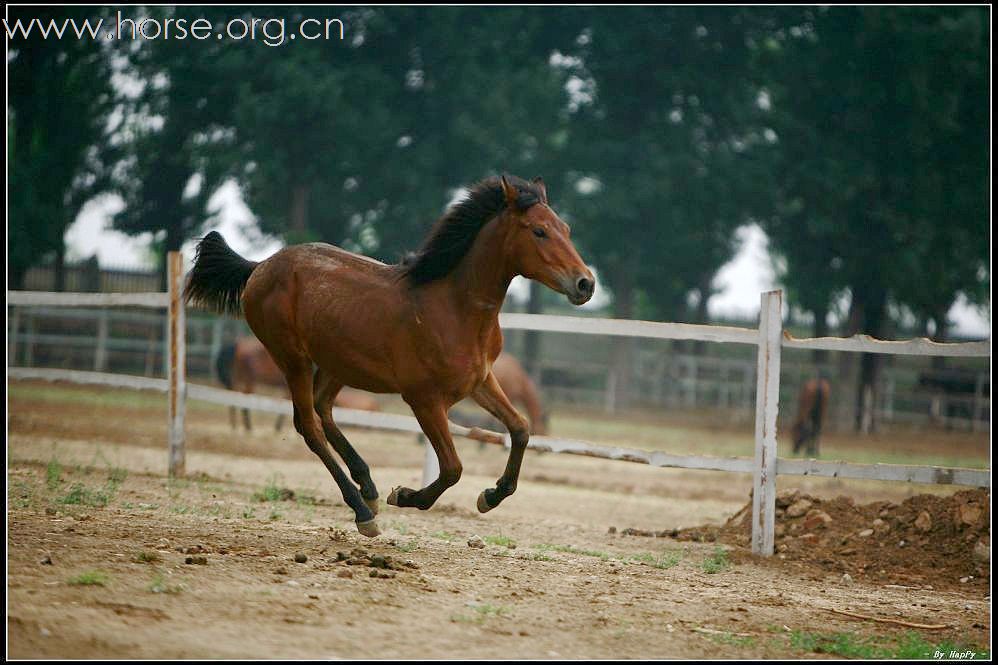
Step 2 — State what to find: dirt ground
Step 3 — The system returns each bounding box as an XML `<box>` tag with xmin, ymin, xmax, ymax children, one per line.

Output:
<box><xmin>6</xmin><ymin>380</ymin><xmax>992</xmax><ymax>659</ymax></box>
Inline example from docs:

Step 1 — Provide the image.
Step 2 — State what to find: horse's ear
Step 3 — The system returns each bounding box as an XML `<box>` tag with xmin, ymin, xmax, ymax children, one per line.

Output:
<box><xmin>531</xmin><ymin>176</ymin><xmax>548</xmax><ymax>204</ymax></box>
<box><xmin>500</xmin><ymin>174</ymin><xmax>519</xmax><ymax>208</ymax></box>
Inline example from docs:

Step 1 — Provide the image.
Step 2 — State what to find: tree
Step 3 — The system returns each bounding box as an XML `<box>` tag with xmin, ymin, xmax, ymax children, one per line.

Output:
<box><xmin>8</xmin><ymin>6</ymin><xmax>115</xmax><ymax>289</ymax></box>
<box><xmin>111</xmin><ymin>7</ymin><xmax>243</xmax><ymax>287</ymax></box>
<box><xmin>758</xmin><ymin>6</ymin><xmax>990</xmax><ymax>430</ymax></box>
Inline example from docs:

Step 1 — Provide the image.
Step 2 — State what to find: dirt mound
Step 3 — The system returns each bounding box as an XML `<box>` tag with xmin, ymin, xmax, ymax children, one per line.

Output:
<box><xmin>679</xmin><ymin>488</ymin><xmax>990</xmax><ymax>591</ymax></box>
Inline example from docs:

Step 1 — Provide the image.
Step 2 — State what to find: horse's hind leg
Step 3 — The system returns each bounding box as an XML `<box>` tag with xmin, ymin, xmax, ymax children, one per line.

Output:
<box><xmin>313</xmin><ymin>368</ymin><xmax>380</xmax><ymax>514</ymax></box>
<box><xmin>282</xmin><ymin>359</ymin><xmax>379</xmax><ymax>536</ymax></box>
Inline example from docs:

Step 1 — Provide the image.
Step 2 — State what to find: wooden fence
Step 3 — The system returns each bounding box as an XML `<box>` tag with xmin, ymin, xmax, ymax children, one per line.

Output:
<box><xmin>6</xmin><ymin>258</ymin><xmax>991</xmax><ymax>556</ymax></box>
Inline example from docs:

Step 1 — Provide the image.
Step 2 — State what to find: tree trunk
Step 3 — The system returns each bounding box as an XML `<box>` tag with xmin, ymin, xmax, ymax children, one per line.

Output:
<box><xmin>290</xmin><ymin>184</ymin><xmax>310</xmax><ymax>235</ymax></box>
<box><xmin>692</xmin><ymin>275</ymin><xmax>712</xmax><ymax>355</ymax></box>
<box><xmin>53</xmin><ymin>242</ymin><xmax>66</xmax><ymax>292</ymax></box>
<box><xmin>811</xmin><ymin>303</ymin><xmax>829</xmax><ymax>364</ymax></box>
<box><xmin>609</xmin><ymin>264</ymin><xmax>636</xmax><ymax>412</ymax></box>
<box><xmin>852</xmin><ymin>286</ymin><xmax>888</xmax><ymax>434</ymax></box>
<box><xmin>523</xmin><ymin>280</ymin><xmax>543</xmax><ymax>383</ymax></box>
<box><xmin>930</xmin><ymin>304</ymin><xmax>952</xmax><ymax>370</ymax></box>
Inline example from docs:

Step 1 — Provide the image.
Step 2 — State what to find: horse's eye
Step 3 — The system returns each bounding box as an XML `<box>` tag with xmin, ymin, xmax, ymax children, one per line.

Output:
<box><xmin>533</xmin><ymin>227</ymin><xmax>547</xmax><ymax>239</ymax></box>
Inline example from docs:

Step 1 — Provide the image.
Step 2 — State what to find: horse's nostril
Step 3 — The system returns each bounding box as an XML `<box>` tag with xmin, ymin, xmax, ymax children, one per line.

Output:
<box><xmin>577</xmin><ymin>278</ymin><xmax>593</xmax><ymax>295</ymax></box>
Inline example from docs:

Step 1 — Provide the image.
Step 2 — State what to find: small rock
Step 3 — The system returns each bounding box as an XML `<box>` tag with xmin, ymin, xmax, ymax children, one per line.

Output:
<box><xmin>156</xmin><ymin>538</ymin><xmax>170</xmax><ymax>550</ymax></box>
<box><xmin>857</xmin><ymin>529</ymin><xmax>874</xmax><ymax>538</ymax></box>
<box><xmin>39</xmin><ymin>555</ymin><xmax>53</xmax><ymax>566</ymax></box>
<box><xmin>786</xmin><ymin>499</ymin><xmax>812</xmax><ymax>518</ymax></box>
<box><xmin>973</xmin><ymin>538</ymin><xmax>989</xmax><ymax>563</ymax></box>
<box><xmin>370</xmin><ymin>569</ymin><xmax>396</xmax><ymax>579</ymax></box>
<box><xmin>803</xmin><ymin>511</ymin><xmax>832</xmax><ymax>531</ymax></box>
<box><xmin>45</xmin><ymin>507</ymin><xmax>57</xmax><ymax>516</ymax></box>
<box><xmin>293</xmin><ymin>553</ymin><xmax>308</xmax><ymax>564</ymax></box>
<box><xmin>914</xmin><ymin>511</ymin><xmax>932</xmax><ymax>532</ymax></box>
<box><xmin>274</xmin><ymin>567</ymin><xmax>289</xmax><ymax>575</ymax></box>
<box><xmin>39</xmin><ymin>627</ymin><xmax>51</xmax><ymax>637</ymax></box>
<box><xmin>776</xmin><ymin>488</ymin><xmax>800</xmax><ymax>508</ymax></box>
<box><xmin>370</xmin><ymin>555</ymin><xmax>389</xmax><ymax>569</ymax></box>
<box><xmin>956</xmin><ymin>503</ymin><xmax>983</xmax><ymax>528</ymax></box>
<box><xmin>960</xmin><ymin>576</ymin><xmax>970</xmax><ymax>584</ymax></box>
<box><xmin>898</xmin><ymin>540</ymin><xmax>907</xmax><ymax>548</ymax></box>
<box><xmin>403</xmin><ymin>559</ymin><xmax>419</xmax><ymax>569</ymax></box>
<box><xmin>841</xmin><ymin>573</ymin><xmax>853</xmax><ymax>585</ymax></box>
<box><xmin>185</xmin><ymin>556</ymin><xmax>207</xmax><ymax>565</ymax></box>
<box><xmin>798</xmin><ymin>533</ymin><xmax>819</xmax><ymax>546</ymax></box>
<box><xmin>336</xmin><ymin>569</ymin><xmax>353</xmax><ymax>578</ymax></box>
<box><xmin>285</xmin><ymin>579</ymin><xmax>300</xmax><ymax>587</ymax></box>
<box><xmin>607</xmin><ymin>526</ymin><xmax>617</xmax><ymax>534</ymax></box>
<box><xmin>467</xmin><ymin>535</ymin><xmax>486</xmax><ymax>549</ymax></box>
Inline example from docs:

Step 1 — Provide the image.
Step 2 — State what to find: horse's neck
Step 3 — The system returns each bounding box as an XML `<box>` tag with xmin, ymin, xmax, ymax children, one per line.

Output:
<box><xmin>445</xmin><ymin>217</ymin><xmax>515</xmax><ymax>320</ymax></box>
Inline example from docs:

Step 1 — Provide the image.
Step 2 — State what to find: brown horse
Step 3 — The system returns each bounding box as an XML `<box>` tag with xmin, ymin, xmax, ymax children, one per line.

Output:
<box><xmin>216</xmin><ymin>336</ymin><xmax>380</xmax><ymax>431</ymax></box>
<box><xmin>185</xmin><ymin>175</ymin><xmax>594</xmax><ymax>537</ymax></box>
<box><xmin>791</xmin><ymin>377</ymin><xmax>831</xmax><ymax>456</ymax></box>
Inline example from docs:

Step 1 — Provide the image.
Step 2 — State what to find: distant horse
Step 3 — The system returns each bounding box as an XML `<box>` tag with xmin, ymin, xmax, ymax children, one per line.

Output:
<box><xmin>185</xmin><ymin>175</ymin><xmax>594</xmax><ymax>537</ymax></box>
<box><xmin>216</xmin><ymin>337</ymin><xmax>380</xmax><ymax>432</ymax></box>
<box><xmin>447</xmin><ymin>351</ymin><xmax>549</xmax><ymax>449</ymax></box>
<box><xmin>791</xmin><ymin>377</ymin><xmax>831</xmax><ymax>456</ymax></box>
<box><xmin>489</xmin><ymin>352</ymin><xmax>549</xmax><ymax>435</ymax></box>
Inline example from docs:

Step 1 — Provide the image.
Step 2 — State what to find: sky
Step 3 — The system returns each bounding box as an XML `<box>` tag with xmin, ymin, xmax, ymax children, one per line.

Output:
<box><xmin>64</xmin><ymin>180</ymin><xmax>991</xmax><ymax>338</ymax></box>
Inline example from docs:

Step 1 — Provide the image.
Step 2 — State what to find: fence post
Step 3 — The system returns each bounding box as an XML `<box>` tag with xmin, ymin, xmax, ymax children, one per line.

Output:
<box><xmin>751</xmin><ymin>290</ymin><xmax>782</xmax><ymax>556</ymax></box>
<box><xmin>421</xmin><ymin>435</ymin><xmax>439</xmax><ymax>488</ymax></box>
<box><xmin>167</xmin><ymin>251</ymin><xmax>186</xmax><ymax>478</ymax></box>
<box><xmin>8</xmin><ymin>307</ymin><xmax>21</xmax><ymax>365</ymax></box>
<box><xmin>94</xmin><ymin>309</ymin><xmax>109</xmax><ymax>372</ymax></box>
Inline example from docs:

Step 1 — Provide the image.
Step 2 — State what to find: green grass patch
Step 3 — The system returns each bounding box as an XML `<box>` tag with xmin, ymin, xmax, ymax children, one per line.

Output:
<box><xmin>484</xmin><ymin>534</ymin><xmax>517</xmax><ymax>548</ymax></box>
<box><xmin>67</xmin><ymin>570</ymin><xmax>109</xmax><ymax>586</ymax></box>
<box><xmin>58</xmin><ymin>483</ymin><xmax>112</xmax><ymax>507</ymax></box>
<box><xmin>534</xmin><ymin>543</ymin><xmax>611</xmax><ymax>560</ymax></box>
<box><xmin>451</xmin><ymin>603</ymin><xmax>510</xmax><ymax>624</ymax></box>
<box><xmin>134</xmin><ymin>551</ymin><xmax>162</xmax><ymax>564</ymax></box>
<box><xmin>148</xmin><ymin>572</ymin><xmax>183</xmax><ymax>595</ymax></box>
<box><xmin>46</xmin><ymin>458</ymin><xmax>63</xmax><ymax>491</ymax></box>
<box><xmin>790</xmin><ymin>630</ymin><xmax>989</xmax><ymax>660</ymax></box>
<box><xmin>430</xmin><ymin>531</ymin><xmax>457</xmax><ymax>542</ymax></box>
<box><xmin>629</xmin><ymin>551</ymin><xmax>683</xmax><ymax>569</ymax></box>
<box><xmin>702</xmin><ymin>546</ymin><xmax>730</xmax><ymax>574</ymax></box>
<box><xmin>252</xmin><ymin>475</ymin><xmax>292</xmax><ymax>503</ymax></box>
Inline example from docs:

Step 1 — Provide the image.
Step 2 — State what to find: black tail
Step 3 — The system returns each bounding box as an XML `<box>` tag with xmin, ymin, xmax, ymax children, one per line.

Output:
<box><xmin>183</xmin><ymin>232</ymin><xmax>259</xmax><ymax>316</ymax></box>
<box><xmin>215</xmin><ymin>343</ymin><xmax>236</xmax><ymax>389</ymax></box>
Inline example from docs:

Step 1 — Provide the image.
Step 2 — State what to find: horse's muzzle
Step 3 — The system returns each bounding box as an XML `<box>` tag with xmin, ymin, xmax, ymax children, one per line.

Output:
<box><xmin>566</xmin><ymin>274</ymin><xmax>595</xmax><ymax>305</ymax></box>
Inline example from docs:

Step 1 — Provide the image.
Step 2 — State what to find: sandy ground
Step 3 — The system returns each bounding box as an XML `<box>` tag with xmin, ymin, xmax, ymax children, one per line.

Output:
<box><xmin>6</xmin><ymin>381</ymin><xmax>991</xmax><ymax>659</ymax></box>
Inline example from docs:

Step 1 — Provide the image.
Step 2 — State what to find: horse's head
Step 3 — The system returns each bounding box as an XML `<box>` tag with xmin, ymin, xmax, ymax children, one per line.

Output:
<box><xmin>501</xmin><ymin>175</ymin><xmax>595</xmax><ymax>306</ymax></box>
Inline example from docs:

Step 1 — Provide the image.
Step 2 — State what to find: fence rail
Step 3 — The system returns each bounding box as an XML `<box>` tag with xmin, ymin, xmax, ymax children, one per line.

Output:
<box><xmin>10</xmin><ymin>366</ymin><xmax>988</xmax><ymax>489</ymax></box>
<box><xmin>10</xmin><ymin>303</ymin><xmax>987</xmax><ymax>429</ymax></box>
<box><xmin>6</xmin><ymin>271</ymin><xmax>991</xmax><ymax>556</ymax></box>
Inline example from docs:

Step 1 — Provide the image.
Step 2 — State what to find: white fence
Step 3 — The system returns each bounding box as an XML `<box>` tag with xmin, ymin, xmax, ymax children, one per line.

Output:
<box><xmin>7</xmin><ymin>258</ymin><xmax>991</xmax><ymax>556</ymax></box>
<box><xmin>10</xmin><ymin>300</ymin><xmax>988</xmax><ymax>430</ymax></box>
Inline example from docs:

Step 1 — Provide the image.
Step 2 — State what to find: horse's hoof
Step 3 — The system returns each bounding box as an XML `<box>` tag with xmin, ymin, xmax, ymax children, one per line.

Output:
<box><xmin>386</xmin><ymin>486</ymin><xmax>402</xmax><ymax>507</ymax></box>
<box><xmin>365</xmin><ymin>496</ymin><xmax>380</xmax><ymax>515</ymax></box>
<box><xmin>356</xmin><ymin>518</ymin><xmax>381</xmax><ymax>538</ymax></box>
<box><xmin>477</xmin><ymin>490</ymin><xmax>494</xmax><ymax>514</ymax></box>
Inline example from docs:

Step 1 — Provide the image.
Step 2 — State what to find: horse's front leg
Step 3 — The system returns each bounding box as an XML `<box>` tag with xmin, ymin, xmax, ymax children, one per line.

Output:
<box><xmin>386</xmin><ymin>400</ymin><xmax>461</xmax><ymax>510</ymax></box>
<box><xmin>471</xmin><ymin>372</ymin><xmax>530</xmax><ymax>513</ymax></box>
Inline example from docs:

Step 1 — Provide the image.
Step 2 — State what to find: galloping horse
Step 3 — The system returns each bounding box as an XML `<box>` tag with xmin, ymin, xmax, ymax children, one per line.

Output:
<box><xmin>185</xmin><ymin>175</ymin><xmax>594</xmax><ymax>537</ymax></box>
<box><xmin>216</xmin><ymin>336</ymin><xmax>380</xmax><ymax>432</ymax></box>
<box><xmin>791</xmin><ymin>377</ymin><xmax>831</xmax><ymax>456</ymax></box>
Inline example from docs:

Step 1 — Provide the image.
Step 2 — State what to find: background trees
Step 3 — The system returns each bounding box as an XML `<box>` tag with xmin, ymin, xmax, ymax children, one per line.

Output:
<box><xmin>8</xmin><ymin>6</ymin><xmax>989</xmax><ymax>428</ymax></box>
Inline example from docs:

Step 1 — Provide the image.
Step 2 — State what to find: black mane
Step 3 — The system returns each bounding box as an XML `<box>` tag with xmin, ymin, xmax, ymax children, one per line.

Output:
<box><xmin>402</xmin><ymin>175</ymin><xmax>543</xmax><ymax>286</ymax></box>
